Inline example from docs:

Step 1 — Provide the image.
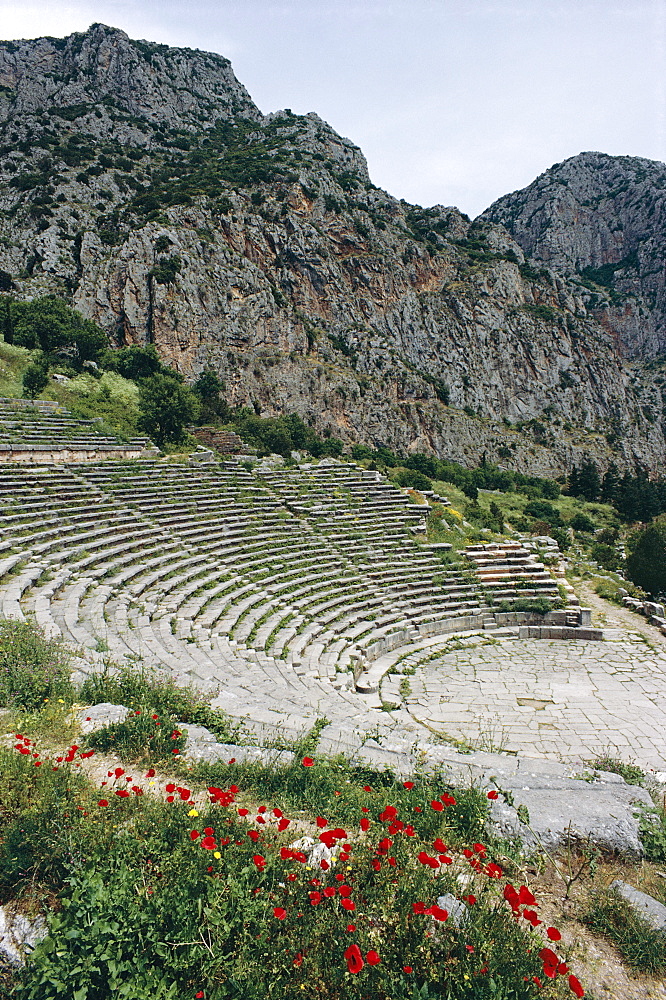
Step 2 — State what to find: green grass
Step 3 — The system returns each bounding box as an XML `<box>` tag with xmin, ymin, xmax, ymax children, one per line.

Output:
<box><xmin>584</xmin><ymin>889</ymin><xmax>666</xmax><ymax>973</ymax></box>
<box><xmin>2</xmin><ymin>729</ymin><xmax>577</xmax><ymax>1000</ymax></box>
<box><xmin>0</xmin><ymin>340</ymin><xmax>33</xmax><ymax>396</ymax></box>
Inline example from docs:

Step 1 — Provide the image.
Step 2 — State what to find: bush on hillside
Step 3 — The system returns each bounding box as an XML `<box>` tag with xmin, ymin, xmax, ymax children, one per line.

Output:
<box><xmin>11</xmin><ymin>296</ymin><xmax>107</xmax><ymax>365</ymax></box>
<box><xmin>392</xmin><ymin>469</ymin><xmax>433</xmax><ymax>491</ymax></box>
<box><xmin>22</xmin><ymin>354</ymin><xmax>49</xmax><ymax>398</ymax></box>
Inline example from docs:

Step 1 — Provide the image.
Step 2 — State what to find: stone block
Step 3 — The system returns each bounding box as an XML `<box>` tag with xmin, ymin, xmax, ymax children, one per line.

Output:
<box><xmin>610</xmin><ymin>880</ymin><xmax>666</xmax><ymax>931</ymax></box>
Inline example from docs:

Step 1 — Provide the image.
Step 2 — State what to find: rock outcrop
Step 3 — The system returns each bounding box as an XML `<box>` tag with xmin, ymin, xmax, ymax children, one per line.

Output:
<box><xmin>0</xmin><ymin>26</ymin><xmax>664</xmax><ymax>474</ymax></box>
<box><xmin>481</xmin><ymin>151</ymin><xmax>666</xmax><ymax>359</ymax></box>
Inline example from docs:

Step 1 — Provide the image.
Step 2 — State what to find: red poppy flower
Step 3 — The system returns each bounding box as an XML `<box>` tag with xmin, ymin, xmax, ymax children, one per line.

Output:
<box><xmin>302</xmin><ymin>757</ymin><xmax>314</xmax><ymax>767</ymax></box>
<box><xmin>278</xmin><ymin>818</ymin><xmax>291</xmax><ymax>831</ymax></box>
<box><xmin>97</xmin><ymin>799</ymin><xmax>109</xmax><ymax>807</ymax></box>
<box><xmin>430</xmin><ymin>800</ymin><xmax>443</xmax><ymax>812</ymax></box>
<box><xmin>341</xmin><ymin>899</ymin><xmax>356</xmax><ymax>911</ymax></box>
<box><xmin>114</xmin><ymin>767</ymin><xmax>125</xmax><ymax>777</ymax></box>
<box><xmin>346</xmin><ymin>923</ymin><xmax>356</xmax><ymax>932</ymax></box>
<box><xmin>518</xmin><ymin>885</ymin><xmax>536</xmax><ymax>906</ymax></box>
<box><xmin>403</xmin><ymin>965</ymin><xmax>413</xmax><ymax>974</ymax></box>
<box><xmin>371</xmin><ymin>859</ymin><xmax>381</xmax><ymax>871</ymax></box>
<box><xmin>363</xmin><ymin>785</ymin><xmax>372</xmax><ymax>792</ymax></box>
<box><xmin>253</xmin><ymin>854</ymin><xmax>266</xmax><ymax>871</ymax></box>
<box><xmin>441</xmin><ymin>793</ymin><xmax>456</xmax><ymax>806</ymax></box>
<box><xmin>196</xmin><ymin>992</ymin><xmax>204</xmax><ymax>998</ymax></box>
<box><xmin>429</xmin><ymin>905</ymin><xmax>449</xmax><ymax>922</ymax></box>
<box><xmin>403</xmin><ymin>781</ymin><xmax>414</xmax><ymax>789</ymax></box>
<box><xmin>273</xmin><ymin>907</ymin><xmax>287</xmax><ymax>920</ymax></box>
<box><xmin>539</xmin><ymin>947</ymin><xmax>559</xmax><ymax>979</ymax></box>
<box><xmin>316</xmin><ymin>816</ymin><xmax>328</xmax><ymax>828</ymax></box>
<box><xmin>547</xmin><ymin>926</ymin><xmax>562</xmax><ymax>942</ymax></box>
<box><xmin>412</xmin><ymin>902</ymin><xmax>426</xmax><ymax>914</ymax></box>
<box><xmin>523</xmin><ymin>909</ymin><xmax>541</xmax><ymax>927</ymax></box>
<box><xmin>463</xmin><ymin>894</ymin><xmax>477</xmax><ymax>905</ymax></box>
<box><xmin>486</xmin><ymin>863</ymin><xmax>503</xmax><ymax>878</ymax></box>
<box><xmin>323</xmin><ymin>887</ymin><xmax>336</xmax><ymax>898</ymax></box>
<box><xmin>568</xmin><ymin>974</ymin><xmax>584</xmax><ymax>996</ymax></box>
<box><xmin>248</xmin><ymin>830</ymin><xmax>260</xmax><ymax>842</ymax></box>
<box><xmin>320</xmin><ymin>859</ymin><xmax>330</xmax><ymax>871</ymax></box>
<box><xmin>201</xmin><ymin>836</ymin><xmax>217</xmax><ymax>850</ymax></box>
<box><xmin>145</xmin><ymin>768</ymin><xmax>156</xmax><ymax>778</ymax></box>
<box><xmin>366</xmin><ymin>950</ymin><xmax>380</xmax><ymax>966</ymax></box>
<box><xmin>293</xmin><ymin>952</ymin><xmax>303</xmax><ymax>967</ymax></box>
<box><xmin>360</xmin><ymin>817</ymin><xmax>370</xmax><ymax>832</ymax></box>
<box><xmin>115</xmin><ymin>789</ymin><xmax>130</xmax><ymax>798</ymax></box>
<box><xmin>344</xmin><ymin>944</ymin><xmax>364</xmax><ymax>974</ymax></box>
<box><xmin>487</xmin><ymin>790</ymin><xmax>499</xmax><ymax>800</ymax></box>
<box><xmin>309</xmin><ymin>891</ymin><xmax>322</xmax><ymax>905</ymax></box>
<box><xmin>379</xmin><ymin>805</ymin><xmax>397</xmax><ymax>822</ymax></box>
<box><xmin>204</xmin><ymin>827</ymin><xmax>214</xmax><ymax>835</ymax></box>
<box><xmin>190</xmin><ymin>830</ymin><xmax>200</xmax><ymax>841</ymax></box>
<box><xmin>165</xmin><ymin>783</ymin><xmax>176</xmax><ymax>793</ymax></box>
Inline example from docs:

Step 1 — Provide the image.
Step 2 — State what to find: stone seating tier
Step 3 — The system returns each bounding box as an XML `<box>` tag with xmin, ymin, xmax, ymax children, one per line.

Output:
<box><xmin>0</xmin><ymin>461</ymin><xmax>576</xmax><ymax>702</ymax></box>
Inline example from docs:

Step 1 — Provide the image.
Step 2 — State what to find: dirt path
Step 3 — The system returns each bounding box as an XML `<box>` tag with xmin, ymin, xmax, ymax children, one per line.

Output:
<box><xmin>576</xmin><ymin>580</ymin><xmax>666</xmax><ymax>648</ymax></box>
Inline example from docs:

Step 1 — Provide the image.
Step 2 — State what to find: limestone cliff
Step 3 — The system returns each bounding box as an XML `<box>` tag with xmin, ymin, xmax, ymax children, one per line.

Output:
<box><xmin>481</xmin><ymin>151</ymin><xmax>666</xmax><ymax>360</ymax></box>
<box><xmin>0</xmin><ymin>26</ymin><xmax>664</xmax><ymax>475</ymax></box>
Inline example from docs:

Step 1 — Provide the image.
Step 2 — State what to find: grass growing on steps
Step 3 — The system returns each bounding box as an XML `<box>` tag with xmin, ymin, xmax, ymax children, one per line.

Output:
<box><xmin>583</xmin><ymin>890</ymin><xmax>666</xmax><ymax>974</ymax></box>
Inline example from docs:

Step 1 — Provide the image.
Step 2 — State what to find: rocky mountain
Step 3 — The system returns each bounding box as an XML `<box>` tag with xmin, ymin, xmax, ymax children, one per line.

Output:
<box><xmin>0</xmin><ymin>24</ymin><xmax>664</xmax><ymax>475</ymax></box>
<box><xmin>481</xmin><ymin>151</ymin><xmax>666</xmax><ymax>360</ymax></box>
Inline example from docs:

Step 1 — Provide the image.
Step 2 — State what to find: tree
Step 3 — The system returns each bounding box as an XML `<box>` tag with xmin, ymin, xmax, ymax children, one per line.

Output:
<box><xmin>601</xmin><ymin>462</ymin><xmax>620</xmax><ymax>504</ymax></box>
<box><xmin>625</xmin><ymin>519</ymin><xmax>666</xmax><ymax>596</ymax></box>
<box><xmin>105</xmin><ymin>344</ymin><xmax>168</xmax><ymax>382</ymax></box>
<box><xmin>137</xmin><ymin>373</ymin><xmax>199</xmax><ymax>448</ymax></box>
<box><xmin>11</xmin><ymin>296</ymin><xmax>107</xmax><ymax>364</ymax></box>
<box><xmin>192</xmin><ymin>367</ymin><xmax>228</xmax><ymax>423</ymax></box>
<box><xmin>575</xmin><ymin>457</ymin><xmax>601</xmax><ymax>501</ymax></box>
<box><xmin>22</xmin><ymin>355</ymin><xmax>49</xmax><ymax>398</ymax></box>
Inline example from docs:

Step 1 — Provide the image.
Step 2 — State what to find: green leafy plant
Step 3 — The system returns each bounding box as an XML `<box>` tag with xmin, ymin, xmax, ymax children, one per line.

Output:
<box><xmin>0</xmin><ymin>619</ymin><xmax>73</xmax><ymax>710</ymax></box>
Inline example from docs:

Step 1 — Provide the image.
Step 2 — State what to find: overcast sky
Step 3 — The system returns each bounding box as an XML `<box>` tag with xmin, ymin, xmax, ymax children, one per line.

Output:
<box><xmin>0</xmin><ymin>0</ymin><xmax>663</xmax><ymax>217</ymax></box>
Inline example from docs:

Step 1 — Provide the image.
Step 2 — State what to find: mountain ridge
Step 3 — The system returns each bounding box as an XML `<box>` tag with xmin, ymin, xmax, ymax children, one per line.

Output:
<box><xmin>0</xmin><ymin>25</ymin><xmax>663</xmax><ymax>476</ymax></box>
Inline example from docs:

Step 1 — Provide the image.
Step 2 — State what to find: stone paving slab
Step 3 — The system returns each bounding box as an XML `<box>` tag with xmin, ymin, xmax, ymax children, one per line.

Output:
<box><xmin>396</xmin><ymin>634</ymin><xmax>666</xmax><ymax>771</ymax></box>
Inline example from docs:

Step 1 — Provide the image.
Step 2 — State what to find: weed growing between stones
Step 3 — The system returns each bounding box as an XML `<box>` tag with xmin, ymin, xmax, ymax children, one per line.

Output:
<box><xmin>583</xmin><ymin>890</ymin><xmax>666</xmax><ymax>974</ymax></box>
<box><xmin>78</xmin><ymin>663</ymin><xmax>243</xmax><ymax>743</ymax></box>
<box><xmin>5</xmin><ymin>743</ymin><xmax>584</xmax><ymax>1000</ymax></box>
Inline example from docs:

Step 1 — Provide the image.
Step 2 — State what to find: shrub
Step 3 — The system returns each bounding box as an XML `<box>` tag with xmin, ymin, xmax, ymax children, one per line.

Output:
<box><xmin>0</xmin><ymin>619</ymin><xmax>73</xmax><ymax>710</ymax></box>
<box><xmin>569</xmin><ymin>512</ymin><xmax>595</xmax><ymax>533</ymax></box>
<box><xmin>22</xmin><ymin>354</ymin><xmax>49</xmax><ymax>397</ymax></box>
<box><xmin>149</xmin><ymin>255</ymin><xmax>182</xmax><ymax>285</ymax></box>
<box><xmin>591</xmin><ymin>542</ymin><xmax>622</xmax><ymax>572</ymax></box>
<box><xmin>523</xmin><ymin>500</ymin><xmax>562</xmax><ymax>526</ymax></box>
<box><xmin>392</xmin><ymin>469</ymin><xmax>433</xmax><ymax>491</ymax></box>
